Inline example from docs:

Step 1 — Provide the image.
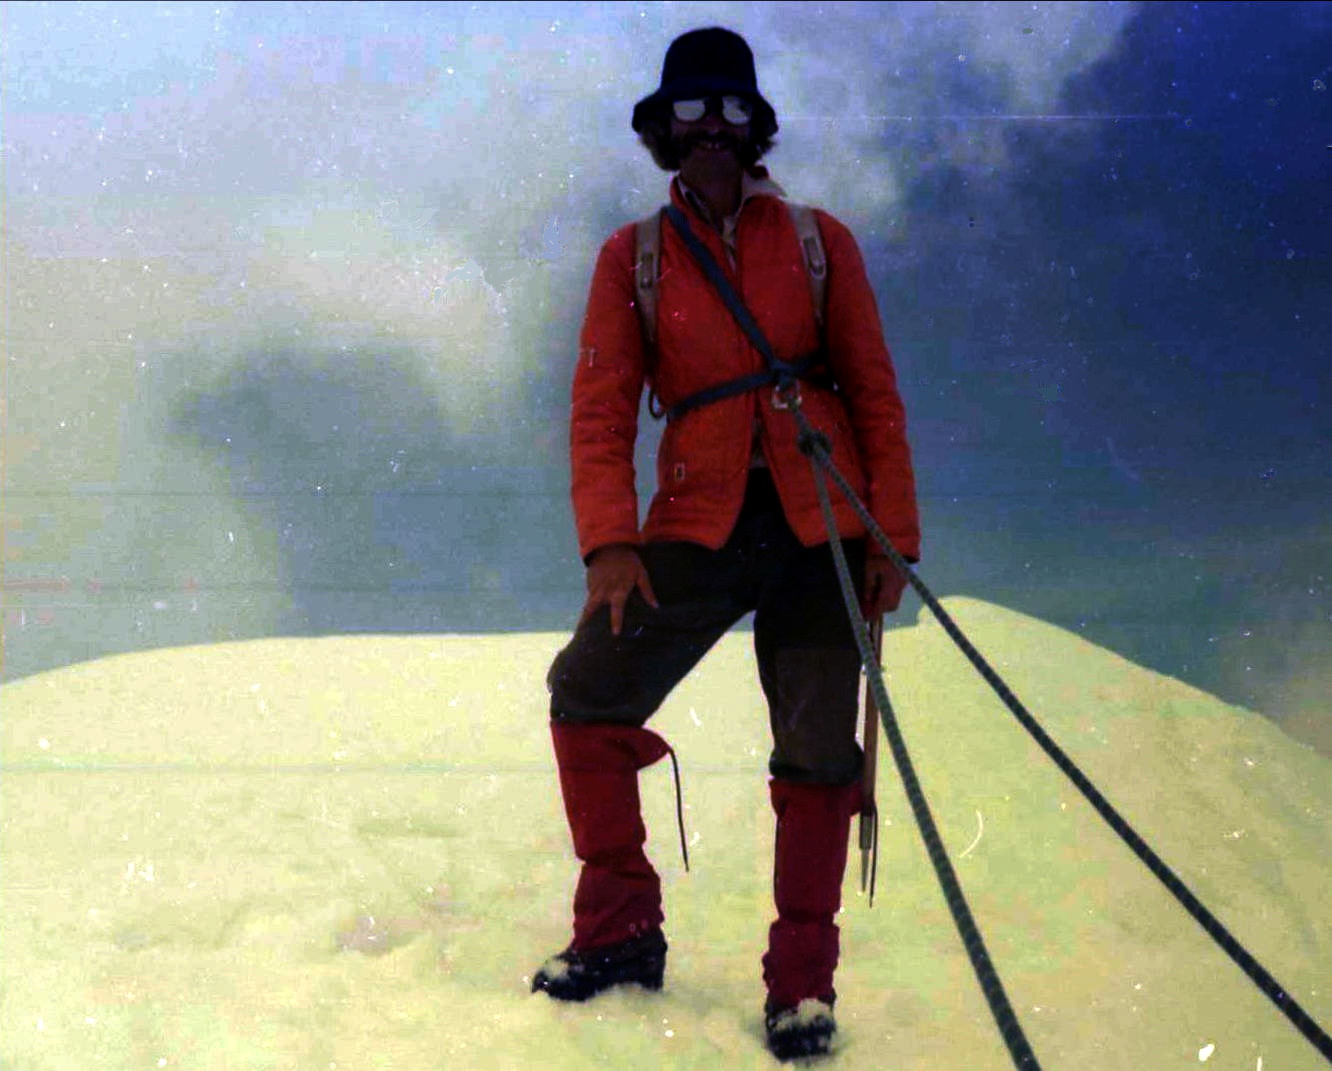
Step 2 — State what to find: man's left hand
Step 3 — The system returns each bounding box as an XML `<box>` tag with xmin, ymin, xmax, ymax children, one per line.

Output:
<box><xmin>861</xmin><ymin>557</ymin><xmax>907</xmax><ymax>617</ymax></box>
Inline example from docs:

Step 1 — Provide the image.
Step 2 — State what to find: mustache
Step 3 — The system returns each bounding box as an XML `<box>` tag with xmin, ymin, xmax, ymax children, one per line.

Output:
<box><xmin>675</xmin><ymin>130</ymin><xmax>746</xmax><ymax>153</ymax></box>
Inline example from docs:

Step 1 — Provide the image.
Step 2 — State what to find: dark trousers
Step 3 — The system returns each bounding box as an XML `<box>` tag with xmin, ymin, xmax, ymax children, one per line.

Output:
<box><xmin>547</xmin><ymin>469</ymin><xmax>866</xmax><ymax>785</ymax></box>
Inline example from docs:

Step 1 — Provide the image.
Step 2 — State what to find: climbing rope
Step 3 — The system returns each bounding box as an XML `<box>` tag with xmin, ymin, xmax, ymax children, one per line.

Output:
<box><xmin>797</xmin><ymin>416</ymin><xmax>1042</xmax><ymax>1071</ymax></box>
<box><xmin>658</xmin><ymin>201</ymin><xmax>1331</xmax><ymax>1065</ymax></box>
<box><xmin>790</xmin><ymin>403</ymin><xmax>1332</xmax><ymax>1068</ymax></box>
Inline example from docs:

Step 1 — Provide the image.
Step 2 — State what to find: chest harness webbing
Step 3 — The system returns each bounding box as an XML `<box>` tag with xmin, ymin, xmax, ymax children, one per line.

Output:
<box><xmin>633</xmin><ymin>201</ymin><xmax>833</xmax><ymax>421</ymax></box>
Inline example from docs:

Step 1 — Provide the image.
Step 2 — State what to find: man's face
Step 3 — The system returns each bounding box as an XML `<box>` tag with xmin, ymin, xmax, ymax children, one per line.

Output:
<box><xmin>668</xmin><ymin>97</ymin><xmax>751</xmax><ymax>170</ymax></box>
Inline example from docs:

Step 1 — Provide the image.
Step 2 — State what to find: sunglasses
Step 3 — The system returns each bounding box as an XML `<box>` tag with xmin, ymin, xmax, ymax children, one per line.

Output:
<box><xmin>671</xmin><ymin>95</ymin><xmax>754</xmax><ymax>125</ymax></box>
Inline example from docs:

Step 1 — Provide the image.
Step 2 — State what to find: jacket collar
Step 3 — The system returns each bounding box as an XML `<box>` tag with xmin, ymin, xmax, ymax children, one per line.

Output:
<box><xmin>671</xmin><ymin>166</ymin><xmax>786</xmax><ymax>233</ymax></box>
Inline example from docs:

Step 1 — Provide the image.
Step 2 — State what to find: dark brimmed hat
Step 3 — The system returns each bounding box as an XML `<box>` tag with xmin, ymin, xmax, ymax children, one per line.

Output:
<box><xmin>631</xmin><ymin>27</ymin><xmax>777</xmax><ymax>134</ymax></box>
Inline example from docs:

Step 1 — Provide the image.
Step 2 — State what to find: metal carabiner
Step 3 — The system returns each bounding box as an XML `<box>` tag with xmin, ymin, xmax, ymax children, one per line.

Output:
<box><xmin>772</xmin><ymin>380</ymin><xmax>803</xmax><ymax>410</ymax></box>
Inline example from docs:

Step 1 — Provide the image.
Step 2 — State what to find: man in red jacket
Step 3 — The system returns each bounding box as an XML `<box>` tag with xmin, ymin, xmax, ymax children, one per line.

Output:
<box><xmin>531</xmin><ymin>27</ymin><xmax>920</xmax><ymax>1062</ymax></box>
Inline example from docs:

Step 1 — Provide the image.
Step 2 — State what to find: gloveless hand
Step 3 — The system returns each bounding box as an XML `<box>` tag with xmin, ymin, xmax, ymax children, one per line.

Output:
<box><xmin>861</xmin><ymin>556</ymin><xmax>907</xmax><ymax>618</ymax></box>
<box><xmin>581</xmin><ymin>544</ymin><xmax>659</xmax><ymax>636</ymax></box>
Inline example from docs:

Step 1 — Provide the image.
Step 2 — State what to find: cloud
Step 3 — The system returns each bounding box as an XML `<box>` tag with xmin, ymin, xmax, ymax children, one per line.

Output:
<box><xmin>4</xmin><ymin>2</ymin><xmax>1141</xmax><ymax>241</ymax></box>
<box><xmin>6</xmin><ymin>3</ymin><xmax>1146</xmax><ymax>451</ymax></box>
<box><xmin>739</xmin><ymin>1</ymin><xmax>1138</xmax><ymax>223</ymax></box>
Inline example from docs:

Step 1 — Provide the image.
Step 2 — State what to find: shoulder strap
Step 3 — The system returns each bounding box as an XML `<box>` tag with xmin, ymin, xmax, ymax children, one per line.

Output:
<box><xmin>634</xmin><ymin>209</ymin><xmax>664</xmax><ymax>353</ymax></box>
<box><xmin>635</xmin><ymin>201</ymin><xmax>827</xmax><ymax>350</ymax></box>
<box><xmin>663</xmin><ymin>204</ymin><xmax>789</xmax><ymax>376</ymax></box>
<box><xmin>786</xmin><ymin>202</ymin><xmax>827</xmax><ymax>334</ymax></box>
<box><xmin>633</xmin><ymin>200</ymin><xmax>829</xmax><ymax>422</ymax></box>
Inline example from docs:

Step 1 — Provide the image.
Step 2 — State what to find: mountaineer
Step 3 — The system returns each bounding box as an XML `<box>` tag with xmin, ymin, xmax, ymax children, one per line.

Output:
<box><xmin>531</xmin><ymin>26</ymin><xmax>920</xmax><ymax>1062</ymax></box>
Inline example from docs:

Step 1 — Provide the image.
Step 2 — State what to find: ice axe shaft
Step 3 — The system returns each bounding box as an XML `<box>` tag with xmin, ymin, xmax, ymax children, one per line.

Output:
<box><xmin>859</xmin><ymin>614</ymin><xmax>883</xmax><ymax>905</ymax></box>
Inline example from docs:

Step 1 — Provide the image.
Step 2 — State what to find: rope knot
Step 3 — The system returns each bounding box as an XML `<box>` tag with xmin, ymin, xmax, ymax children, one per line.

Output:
<box><xmin>797</xmin><ymin>426</ymin><xmax>830</xmax><ymax>457</ymax></box>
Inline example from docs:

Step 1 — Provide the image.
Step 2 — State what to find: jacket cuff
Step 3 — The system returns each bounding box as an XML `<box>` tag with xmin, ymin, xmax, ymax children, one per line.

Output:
<box><xmin>579</xmin><ymin>536</ymin><xmax>641</xmax><ymax>567</ymax></box>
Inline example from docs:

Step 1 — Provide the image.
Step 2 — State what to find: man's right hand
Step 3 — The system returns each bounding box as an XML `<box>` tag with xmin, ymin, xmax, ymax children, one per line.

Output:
<box><xmin>580</xmin><ymin>544</ymin><xmax>659</xmax><ymax>636</ymax></box>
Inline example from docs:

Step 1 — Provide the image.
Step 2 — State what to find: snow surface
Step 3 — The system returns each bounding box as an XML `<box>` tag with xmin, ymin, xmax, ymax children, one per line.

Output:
<box><xmin>2</xmin><ymin>598</ymin><xmax>1328</xmax><ymax>1069</ymax></box>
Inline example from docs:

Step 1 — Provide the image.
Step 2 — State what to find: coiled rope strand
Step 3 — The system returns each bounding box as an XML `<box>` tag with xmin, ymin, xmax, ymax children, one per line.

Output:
<box><xmin>793</xmin><ymin>409</ymin><xmax>1332</xmax><ymax>1067</ymax></box>
<box><xmin>802</xmin><ymin>423</ymin><xmax>1042</xmax><ymax>1071</ymax></box>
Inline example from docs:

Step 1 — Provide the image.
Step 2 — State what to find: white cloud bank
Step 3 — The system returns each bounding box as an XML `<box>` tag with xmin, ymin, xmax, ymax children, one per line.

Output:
<box><xmin>4</xmin><ymin>2</ymin><xmax>1139</xmax><ymax>426</ymax></box>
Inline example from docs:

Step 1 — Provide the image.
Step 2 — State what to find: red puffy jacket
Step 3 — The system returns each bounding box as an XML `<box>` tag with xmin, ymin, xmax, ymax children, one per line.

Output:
<box><xmin>570</xmin><ymin>177</ymin><xmax>920</xmax><ymax>565</ymax></box>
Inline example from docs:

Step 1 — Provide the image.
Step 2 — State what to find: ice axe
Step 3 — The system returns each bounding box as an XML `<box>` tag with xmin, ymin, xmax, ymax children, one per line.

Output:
<box><xmin>859</xmin><ymin>614</ymin><xmax>883</xmax><ymax>905</ymax></box>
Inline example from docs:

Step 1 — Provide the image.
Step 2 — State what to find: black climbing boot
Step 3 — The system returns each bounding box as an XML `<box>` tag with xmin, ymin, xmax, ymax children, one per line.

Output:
<box><xmin>531</xmin><ymin>927</ymin><xmax>667</xmax><ymax>1002</ymax></box>
<box><xmin>764</xmin><ymin>995</ymin><xmax>837</xmax><ymax>1062</ymax></box>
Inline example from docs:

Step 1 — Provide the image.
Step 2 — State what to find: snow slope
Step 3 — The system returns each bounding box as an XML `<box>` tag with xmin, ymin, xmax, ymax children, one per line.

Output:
<box><xmin>2</xmin><ymin>599</ymin><xmax>1328</xmax><ymax>1069</ymax></box>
